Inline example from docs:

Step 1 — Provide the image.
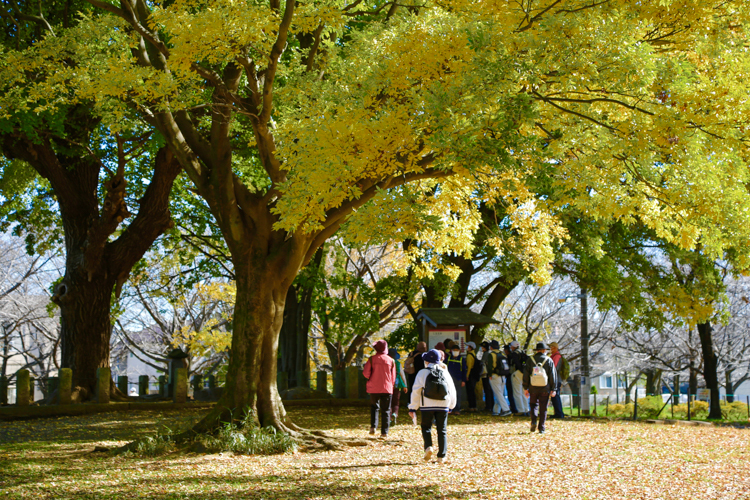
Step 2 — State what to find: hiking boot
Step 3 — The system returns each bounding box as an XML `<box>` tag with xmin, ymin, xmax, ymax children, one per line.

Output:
<box><xmin>379</xmin><ymin>433</ymin><xmax>387</xmax><ymax>440</ymax></box>
<box><xmin>423</xmin><ymin>447</ymin><xmax>434</xmax><ymax>461</ymax></box>
<box><xmin>499</xmin><ymin>411</ymin><xmax>512</xmax><ymax>417</ymax></box>
<box><xmin>539</xmin><ymin>430</ymin><xmax>546</xmax><ymax>435</ymax></box>
<box><xmin>369</xmin><ymin>427</ymin><xmax>376</xmax><ymax>435</ymax></box>
<box><xmin>437</xmin><ymin>456</ymin><xmax>448</xmax><ymax>465</ymax></box>
<box><xmin>530</xmin><ymin>423</ymin><xmax>537</xmax><ymax>433</ymax></box>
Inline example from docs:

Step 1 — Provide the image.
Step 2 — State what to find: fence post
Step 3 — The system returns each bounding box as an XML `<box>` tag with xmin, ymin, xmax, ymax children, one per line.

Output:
<box><xmin>207</xmin><ymin>375</ymin><xmax>216</xmax><ymax>390</ymax></box>
<box><xmin>59</xmin><ymin>368</ymin><xmax>72</xmax><ymax>405</ymax></box>
<box><xmin>16</xmin><ymin>369</ymin><xmax>30</xmax><ymax>406</ymax></box>
<box><xmin>687</xmin><ymin>394</ymin><xmax>691</xmax><ymax>421</ymax></box>
<box><xmin>191</xmin><ymin>374</ymin><xmax>203</xmax><ymax>395</ymax></box>
<box><xmin>633</xmin><ymin>391</ymin><xmax>638</xmax><ymax>421</ymax></box>
<box><xmin>173</xmin><ymin>368</ymin><xmax>187</xmax><ymax>403</ymax></box>
<box><xmin>345</xmin><ymin>366</ymin><xmax>359</xmax><ymax>400</ymax></box>
<box><xmin>117</xmin><ymin>376</ymin><xmax>128</xmax><ymax>395</ymax></box>
<box><xmin>0</xmin><ymin>376</ymin><xmax>7</xmax><ymax>405</ymax></box>
<box><xmin>296</xmin><ymin>370</ymin><xmax>310</xmax><ymax>389</ymax></box>
<box><xmin>158</xmin><ymin>375</ymin><xmax>167</xmax><ymax>397</ymax></box>
<box><xmin>316</xmin><ymin>370</ymin><xmax>328</xmax><ymax>393</ymax></box>
<box><xmin>96</xmin><ymin>367</ymin><xmax>111</xmax><ymax>404</ymax></box>
<box><xmin>139</xmin><ymin>375</ymin><xmax>149</xmax><ymax>396</ymax></box>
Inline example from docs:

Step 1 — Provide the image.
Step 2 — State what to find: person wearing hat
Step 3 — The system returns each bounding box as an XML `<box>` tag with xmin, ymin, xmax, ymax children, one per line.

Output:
<box><xmin>446</xmin><ymin>342</ymin><xmax>467</xmax><ymax>415</ymax></box>
<box><xmin>388</xmin><ymin>348</ymin><xmax>409</xmax><ymax>425</ymax></box>
<box><xmin>479</xmin><ymin>341</ymin><xmax>495</xmax><ymax>412</ymax></box>
<box><xmin>408</xmin><ymin>349</ymin><xmax>457</xmax><ymax>464</ymax></box>
<box><xmin>508</xmin><ymin>340</ymin><xmax>530</xmax><ymax>416</ymax></box>
<box><xmin>549</xmin><ymin>342</ymin><xmax>571</xmax><ymax>419</ymax></box>
<box><xmin>363</xmin><ymin>340</ymin><xmax>397</xmax><ymax>438</ymax></box>
<box><xmin>523</xmin><ymin>342</ymin><xmax>558</xmax><ymax>434</ymax></box>
<box><xmin>464</xmin><ymin>342</ymin><xmax>482</xmax><ymax>412</ymax></box>
<box><xmin>486</xmin><ymin>340</ymin><xmax>512</xmax><ymax>416</ymax></box>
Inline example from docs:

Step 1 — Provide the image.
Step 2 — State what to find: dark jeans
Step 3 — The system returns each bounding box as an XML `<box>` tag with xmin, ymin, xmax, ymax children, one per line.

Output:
<box><xmin>551</xmin><ymin>388</ymin><xmax>564</xmax><ymax>418</ymax></box>
<box><xmin>481</xmin><ymin>377</ymin><xmax>494</xmax><ymax>411</ymax></box>
<box><xmin>420</xmin><ymin>409</ymin><xmax>448</xmax><ymax>458</ymax></box>
<box><xmin>506</xmin><ymin>374</ymin><xmax>518</xmax><ymax>413</ymax></box>
<box><xmin>370</xmin><ymin>393</ymin><xmax>392</xmax><ymax>435</ymax></box>
<box><xmin>529</xmin><ymin>391</ymin><xmax>551</xmax><ymax>432</ymax></box>
<box><xmin>467</xmin><ymin>376</ymin><xmax>479</xmax><ymax>409</ymax></box>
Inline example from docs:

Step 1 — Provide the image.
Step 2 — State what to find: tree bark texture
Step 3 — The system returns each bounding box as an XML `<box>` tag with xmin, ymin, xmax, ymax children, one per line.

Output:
<box><xmin>697</xmin><ymin>321</ymin><xmax>722</xmax><ymax>419</ymax></box>
<box><xmin>1</xmin><ymin>127</ymin><xmax>181</xmax><ymax>393</ymax></box>
<box><xmin>725</xmin><ymin>369</ymin><xmax>734</xmax><ymax>403</ymax></box>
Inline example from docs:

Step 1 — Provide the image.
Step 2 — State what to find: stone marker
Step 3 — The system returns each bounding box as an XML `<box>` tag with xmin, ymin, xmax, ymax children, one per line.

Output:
<box><xmin>333</xmin><ymin>370</ymin><xmax>346</xmax><ymax>399</ymax></box>
<box><xmin>345</xmin><ymin>366</ymin><xmax>359</xmax><ymax>400</ymax></box>
<box><xmin>59</xmin><ymin>368</ymin><xmax>72</xmax><ymax>405</ymax></box>
<box><xmin>16</xmin><ymin>369</ymin><xmax>30</xmax><ymax>406</ymax></box>
<box><xmin>47</xmin><ymin>376</ymin><xmax>59</xmax><ymax>397</ymax></box>
<box><xmin>173</xmin><ymin>368</ymin><xmax>187</xmax><ymax>403</ymax></box>
<box><xmin>296</xmin><ymin>370</ymin><xmax>310</xmax><ymax>389</ymax></box>
<box><xmin>316</xmin><ymin>371</ymin><xmax>328</xmax><ymax>393</ymax></box>
<box><xmin>158</xmin><ymin>375</ymin><xmax>167</xmax><ymax>397</ymax></box>
<box><xmin>0</xmin><ymin>376</ymin><xmax>8</xmax><ymax>405</ymax></box>
<box><xmin>117</xmin><ymin>376</ymin><xmax>128</xmax><ymax>395</ymax></box>
<box><xmin>96</xmin><ymin>367</ymin><xmax>111</xmax><ymax>404</ymax></box>
<box><xmin>277</xmin><ymin>371</ymin><xmax>289</xmax><ymax>392</ymax></box>
<box><xmin>28</xmin><ymin>376</ymin><xmax>35</xmax><ymax>402</ymax></box>
<box><xmin>139</xmin><ymin>375</ymin><xmax>149</xmax><ymax>396</ymax></box>
<box><xmin>191</xmin><ymin>374</ymin><xmax>203</xmax><ymax>395</ymax></box>
<box><xmin>207</xmin><ymin>374</ymin><xmax>216</xmax><ymax>390</ymax></box>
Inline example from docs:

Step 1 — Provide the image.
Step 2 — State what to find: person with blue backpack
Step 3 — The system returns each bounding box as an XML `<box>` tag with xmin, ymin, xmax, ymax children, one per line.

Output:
<box><xmin>408</xmin><ymin>349</ymin><xmax>457</xmax><ymax>464</ymax></box>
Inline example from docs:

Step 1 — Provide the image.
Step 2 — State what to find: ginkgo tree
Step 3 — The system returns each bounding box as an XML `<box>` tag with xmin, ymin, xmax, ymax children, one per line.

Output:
<box><xmin>4</xmin><ymin>0</ymin><xmax>750</xmax><ymax>437</ymax></box>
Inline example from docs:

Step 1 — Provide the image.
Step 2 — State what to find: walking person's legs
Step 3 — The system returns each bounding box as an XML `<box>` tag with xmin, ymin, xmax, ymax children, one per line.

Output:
<box><xmin>380</xmin><ymin>393</ymin><xmax>392</xmax><ymax>436</ymax></box>
<box><xmin>390</xmin><ymin>390</ymin><xmax>400</xmax><ymax>424</ymax></box>
<box><xmin>537</xmin><ymin>392</ymin><xmax>551</xmax><ymax>433</ymax></box>
<box><xmin>370</xmin><ymin>394</ymin><xmax>381</xmax><ymax>434</ymax></box>
<box><xmin>434</xmin><ymin>411</ymin><xmax>448</xmax><ymax>461</ymax></box>
<box><xmin>420</xmin><ymin>409</ymin><xmax>435</xmax><ymax>461</ymax></box>
<box><xmin>489</xmin><ymin>375</ymin><xmax>506</xmax><ymax>415</ymax></box>
<box><xmin>529</xmin><ymin>392</ymin><xmax>540</xmax><ymax>432</ymax></box>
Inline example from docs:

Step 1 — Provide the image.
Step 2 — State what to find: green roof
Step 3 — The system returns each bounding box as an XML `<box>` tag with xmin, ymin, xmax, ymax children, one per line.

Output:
<box><xmin>416</xmin><ymin>308</ymin><xmax>499</xmax><ymax>327</ymax></box>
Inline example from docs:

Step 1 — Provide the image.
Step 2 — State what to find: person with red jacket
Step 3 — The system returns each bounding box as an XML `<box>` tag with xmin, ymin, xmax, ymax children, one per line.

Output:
<box><xmin>363</xmin><ymin>340</ymin><xmax>396</xmax><ymax>438</ymax></box>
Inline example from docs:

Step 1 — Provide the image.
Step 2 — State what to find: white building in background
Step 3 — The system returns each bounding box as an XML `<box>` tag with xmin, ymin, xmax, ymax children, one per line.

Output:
<box><xmin>110</xmin><ymin>328</ymin><xmax>168</xmax><ymax>396</ymax></box>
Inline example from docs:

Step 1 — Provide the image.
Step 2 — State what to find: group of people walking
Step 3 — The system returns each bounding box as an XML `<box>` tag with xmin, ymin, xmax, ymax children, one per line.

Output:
<box><xmin>362</xmin><ymin>337</ymin><xmax>570</xmax><ymax>463</ymax></box>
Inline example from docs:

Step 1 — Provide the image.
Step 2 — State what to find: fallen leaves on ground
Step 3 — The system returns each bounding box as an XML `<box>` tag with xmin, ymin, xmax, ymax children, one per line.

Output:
<box><xmin>0</xmin><ymin>407</ymin><xmax>748</xmax><ymax>499</ymax></box>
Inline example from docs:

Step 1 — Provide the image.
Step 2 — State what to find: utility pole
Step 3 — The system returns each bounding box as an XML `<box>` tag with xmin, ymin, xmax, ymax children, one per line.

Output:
<box><xmin>580</xmin><ymin>288</ymin><xmax>590</xmax><ymax>415</ymax></box>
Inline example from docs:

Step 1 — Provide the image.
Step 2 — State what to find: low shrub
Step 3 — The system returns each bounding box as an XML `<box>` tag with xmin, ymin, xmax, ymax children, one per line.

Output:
<box><xmin>192</xmin><ymin>410</ymin><xmax>297</xmax><ymax>455</ymax></box>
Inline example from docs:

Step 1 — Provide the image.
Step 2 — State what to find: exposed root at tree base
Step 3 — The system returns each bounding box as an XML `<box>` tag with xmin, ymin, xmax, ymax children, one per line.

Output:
<box><xmin>295</xmin><ymin>430</ymin><xmax>371</xmax><ymax>452</ymax></box>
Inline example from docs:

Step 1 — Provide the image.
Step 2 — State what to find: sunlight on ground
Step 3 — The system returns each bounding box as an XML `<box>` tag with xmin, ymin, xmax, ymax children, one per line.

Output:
<box><xmin>1</xmin><ymin>407</ymin><xmax>748</xmax><ymax>499</ymax></box>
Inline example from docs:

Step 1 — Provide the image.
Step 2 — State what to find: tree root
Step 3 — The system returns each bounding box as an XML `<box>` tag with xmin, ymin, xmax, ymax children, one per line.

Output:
<box><xmin>295</xmin><ymin>430</ymin><xmax>371</xmax><ymax>452</ymax></box>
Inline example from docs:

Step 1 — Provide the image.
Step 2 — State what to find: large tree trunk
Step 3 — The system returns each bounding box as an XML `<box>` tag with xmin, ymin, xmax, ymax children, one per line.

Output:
<box><xmin>57</xmin><ymin>252</ymin><xmax>115</xmax><ymax>392</ymax></box>
<box><xmin>697</xmin><ymin>321</ymin><xmax>722</xmax><ymax>419</ymax></box>
<box><xmin>193</xmin><ymin>263</ymin><xmax>297</xmax><ymax>433</ymax></box>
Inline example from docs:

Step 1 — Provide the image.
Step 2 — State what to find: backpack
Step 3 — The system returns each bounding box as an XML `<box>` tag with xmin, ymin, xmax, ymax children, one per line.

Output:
<box><xmin>531</xmin><ymin>358</ymin><xmax>549</xmax><ymax>387</ymax></box>
<box><xmin>492</xmin><ymin>352</ymin><xmax>511</xmax><ymax>376</ymax></box>
<box><xmin>467</xmin><ymin>351</ymin><xmax>482</xmax><ymax>378</ymax></box>
<box><xmin>404</xmin><ymin>352</ymin><xmax>417</xmax><ymax>375</ymax></box>
<box><xmin>559</xmin><ymin>356</ymin><xmax>570</xmax><ymax>381</ymax></box>
<box><xmin>422</xmin><ymin>365</ymin><xmax>450</xmax><ymax>400</ymax></box>
<box><xmin>513</xmin><ymin>351</ymin><xmax>529</xmax><ymax>372</ymax></box>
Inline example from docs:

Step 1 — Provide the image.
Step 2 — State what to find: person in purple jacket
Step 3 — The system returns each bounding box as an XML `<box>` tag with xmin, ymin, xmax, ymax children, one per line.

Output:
<box><xmin>363</xmin><ymin>339</ymin><xmax>396</xmax><ymax>438</ymax></box>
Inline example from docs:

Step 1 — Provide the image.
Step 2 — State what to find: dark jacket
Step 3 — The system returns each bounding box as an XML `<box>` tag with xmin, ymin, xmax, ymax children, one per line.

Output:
<box><xmin>522</xmin><ymin>352</ymin><xmax>558</xmax><ymax>394</ymax></box>
<box><xmin>408</xmin><ymin>350</ymin><xmax>426</xmax><ymax>374</ymax></box>
<box><xmin>446</xmin><ymin>354</ymin><xmax>467</xmax><ymax>382</ymax></box>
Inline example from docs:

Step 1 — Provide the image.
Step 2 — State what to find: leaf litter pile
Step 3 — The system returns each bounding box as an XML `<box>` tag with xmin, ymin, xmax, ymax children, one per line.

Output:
<box><xmin>1</xmin><ymin>407</ymin><xmax>748</xmax><ymax>499</ymax></box>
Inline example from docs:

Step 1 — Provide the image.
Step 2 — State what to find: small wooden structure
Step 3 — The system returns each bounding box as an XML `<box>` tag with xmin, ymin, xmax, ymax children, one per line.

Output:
<box><xmin>415</xmin><ymin>308</ymin><xmax>499</xmax><ymax>351</ymax></box>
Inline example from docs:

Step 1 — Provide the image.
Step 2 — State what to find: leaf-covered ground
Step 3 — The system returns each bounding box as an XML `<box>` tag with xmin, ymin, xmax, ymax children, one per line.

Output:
<box><xmin>1</xmin><ymin>407</ymin><xmax>748</xmax><ymax>499</ymax></box>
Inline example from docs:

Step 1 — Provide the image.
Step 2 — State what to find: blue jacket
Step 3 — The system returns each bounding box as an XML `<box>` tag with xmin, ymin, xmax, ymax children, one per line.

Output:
<box><xmin>446</xmin><ymin>354</ymin><xmax>467</xmax><ymax>382</ymax></box>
